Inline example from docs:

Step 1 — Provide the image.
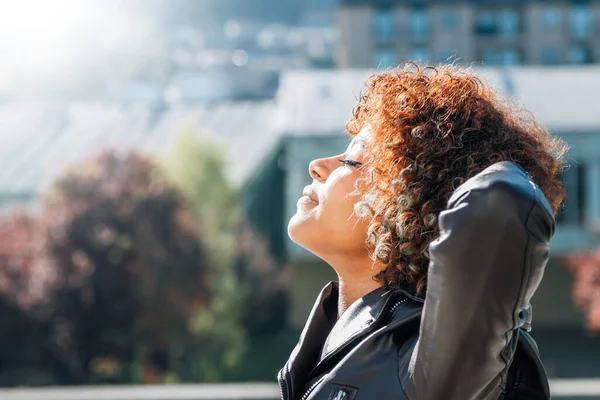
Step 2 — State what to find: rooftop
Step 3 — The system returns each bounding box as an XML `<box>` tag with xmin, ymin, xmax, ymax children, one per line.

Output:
<box><xmin>0</xmin><ymin>101</ymin><xmax>281</xmax><ymax>196</ymax></box>
<box><xmin>277</xmin><ymin>65</ymin><xmax>600</xmax><ymax>134</ymax></box>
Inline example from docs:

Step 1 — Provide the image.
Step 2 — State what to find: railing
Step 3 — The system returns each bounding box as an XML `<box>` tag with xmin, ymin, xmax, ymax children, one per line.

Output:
<box><xmin>0</xmin><ymin>383</ymin><xmax>279</xmax><ymax>400</ymax></box>
<box><xmin>552</xmin><ymin>379</ymin><xmax>600</xmax><ymax>398</ymax></box>
<box><xmin>0</xmin><ymin>380</ymin><xmax>599</xmax><ymax>400</ymax></box>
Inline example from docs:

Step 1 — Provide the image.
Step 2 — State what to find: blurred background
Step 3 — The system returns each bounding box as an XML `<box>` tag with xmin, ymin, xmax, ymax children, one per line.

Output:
<box><xmin>0</xmin><ymin>0</ymin><xmax>599</xmax><ymax>399</ymax></box>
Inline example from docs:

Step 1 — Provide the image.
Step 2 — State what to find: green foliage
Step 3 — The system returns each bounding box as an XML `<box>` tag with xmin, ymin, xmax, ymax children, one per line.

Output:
<box><xmin>162</xmin><ymin>131</ymin><xmax>238</xmax><ymax>270</ymax></box>
<box><xmin>162</xmin><ymin>132</ymin><xmax>248</xmax><ymax>381</ymax></box>
<box><xmin>163</xmin><ymin>132</ymin><xmax>292</xmax><ymax>377</ymax></box>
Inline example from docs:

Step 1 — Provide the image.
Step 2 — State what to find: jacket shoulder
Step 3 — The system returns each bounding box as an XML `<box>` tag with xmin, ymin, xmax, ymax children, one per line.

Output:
<box><xmin>448</xmin><ymin>161</ymin><xmax>553</xmax><ymax>219</ymax></box>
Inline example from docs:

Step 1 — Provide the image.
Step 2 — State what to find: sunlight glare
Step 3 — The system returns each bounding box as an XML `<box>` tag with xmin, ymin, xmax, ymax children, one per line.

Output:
<box><xmin>0</xmin><ymin>0</ymin><xmax>89</xmax><ymax>74</ymax></box>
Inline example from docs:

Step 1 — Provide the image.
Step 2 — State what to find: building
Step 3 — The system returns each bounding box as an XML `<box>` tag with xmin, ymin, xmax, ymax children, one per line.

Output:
<box><xmin>337</xmin><ymin>0</ymin><xmax>600</xmax><ymax>68</ymax></box>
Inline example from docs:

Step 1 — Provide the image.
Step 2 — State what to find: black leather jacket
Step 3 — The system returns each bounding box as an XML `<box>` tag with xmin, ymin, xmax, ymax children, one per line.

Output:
<box><xmin>279</xmin><ymin>161</ymin><xmax>555</xmax><ymax>400</ymax></box>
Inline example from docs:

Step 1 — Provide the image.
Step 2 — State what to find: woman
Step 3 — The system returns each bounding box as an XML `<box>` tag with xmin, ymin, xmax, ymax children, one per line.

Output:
<box><xmin>279</xmin><ymin>64</ymin><xmax>566</xmax><ymax>400</ymax></box>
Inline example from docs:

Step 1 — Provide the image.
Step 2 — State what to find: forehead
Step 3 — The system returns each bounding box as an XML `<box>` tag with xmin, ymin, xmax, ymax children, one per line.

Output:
<box><xmin>351</xmin><ymin>125</ymin><xmax>372</xmax><ymax>142</ymax></box>
<box><xmin>348</xmin><ymin>126</ymin><xmax>372</xmax><ymax>150</ymax></box>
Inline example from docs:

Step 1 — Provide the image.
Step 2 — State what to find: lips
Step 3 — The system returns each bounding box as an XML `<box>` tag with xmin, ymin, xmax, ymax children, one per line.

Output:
<box><xmin>301</xmin><ymin>186</ymin><xmax>319</xmax><ymax>205</ymax></box>
<box><xmin>297</xmin><ymin>196</ymin><xmax>318</xmax><ymax>206</ymax></box>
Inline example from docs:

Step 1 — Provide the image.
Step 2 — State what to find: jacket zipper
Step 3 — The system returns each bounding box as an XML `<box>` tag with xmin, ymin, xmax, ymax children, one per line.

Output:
<box><xmin>387</xmin><ymin>298</ymin><xmax>408</xmax><ymax>318</ymax></box>
<box><xmin>300</xmin><ymin>375</ymin><xmax>327</xmax><ymax>400</ymax></box>
<box><xmin>278</xmin><ymin>363</ymin><xmax>291</xmax><ymax>400</ymax></box>
<box><xmin>279</xmin><ymin>378</ymin><xmax>288</xmax><ymax>400</ymax></box>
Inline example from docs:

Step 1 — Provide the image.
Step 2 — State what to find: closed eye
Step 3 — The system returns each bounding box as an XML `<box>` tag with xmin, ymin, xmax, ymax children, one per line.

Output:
<box><xmin>339</xmin><ymin>159</ymin><xmax>363</xmax><ymax>167</ymax></box>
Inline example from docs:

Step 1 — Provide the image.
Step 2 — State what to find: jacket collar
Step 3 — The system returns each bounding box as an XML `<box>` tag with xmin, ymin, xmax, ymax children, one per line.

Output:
<box><xmin>318</xmin><ymin>283</ymin><xmax>391</xmax><ymax>362</ymax></box>
<box><xmin>284</xmin><ymin>282</ymin><xmax>418</xmax><ymax>392</ymax></box>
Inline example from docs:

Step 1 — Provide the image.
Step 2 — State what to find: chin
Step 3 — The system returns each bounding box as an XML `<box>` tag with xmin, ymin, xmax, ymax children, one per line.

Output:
<box><xmin>287</xmin><ymin>214</ymin><xmax>304</xmax><ymax>245</ymax></box>
<box><xmin>287</xmin><ymin>213</ymin><xmax>317</xmax><ymax>249</ymax></box>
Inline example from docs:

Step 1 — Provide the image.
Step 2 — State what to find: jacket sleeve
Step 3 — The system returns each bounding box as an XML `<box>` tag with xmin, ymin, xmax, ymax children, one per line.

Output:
<box><xmin>404</xmin><ymin>161</ymin><xmax>555</xmax><ymax>400</ymax></box>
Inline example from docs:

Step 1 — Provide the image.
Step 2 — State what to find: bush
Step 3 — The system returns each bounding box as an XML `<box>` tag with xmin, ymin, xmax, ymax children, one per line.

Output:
<box><xmin>0</xmin><ymin>150</ymin><xmax>246</xmax><ymax>385</ymax></box>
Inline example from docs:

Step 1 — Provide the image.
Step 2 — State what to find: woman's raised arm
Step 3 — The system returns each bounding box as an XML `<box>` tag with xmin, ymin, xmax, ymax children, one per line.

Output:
<box><xmin>404</xmin><ymin>161</ymin><xmax>555</xmax><ymax>400</ymax></box>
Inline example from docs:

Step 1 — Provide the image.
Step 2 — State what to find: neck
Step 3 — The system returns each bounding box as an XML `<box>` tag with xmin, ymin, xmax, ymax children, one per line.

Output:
<box><xmin>332</xmin><ymin>255</ymin><xmax>383</xmax><ymax>318</ymax></box>
<box><xmin>337</xmin><ymin>278</ymin><xmax>382</xmax><ymax>318</ymax></box>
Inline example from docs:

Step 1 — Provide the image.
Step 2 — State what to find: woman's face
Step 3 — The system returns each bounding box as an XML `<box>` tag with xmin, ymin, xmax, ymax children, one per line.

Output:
<box><xmin>288</xmin><ymin>127</ymin><xmax>372</xmax><ymax>263</ymax></box>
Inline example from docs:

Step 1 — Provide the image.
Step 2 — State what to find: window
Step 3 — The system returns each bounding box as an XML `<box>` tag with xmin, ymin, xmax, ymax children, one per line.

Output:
<box><xmin>475</xmin><ymin>10</ymin><xmax>497</xmax><ymax>35</ymax></box>
<box><xmin>557</xmin><ymin>163</ymin><xmax>587</xmax><ymax>225</ymax></box>
<box><xmin>481</xmin><ymin>49</ymin><xmax>502</xmax><ymax>65</ymax></box>
<box><xmin>440</xmin><ymin>10</ymin><xmax>458</xmax><ymax>30</ymax></box>
<box><xmin>373</xmin><ymin>48</ymin><xmax>398</xmax><ymax>68</ymax></box>
<box><xmin>542</xmin><ymin>47</ymin><xmax>561</xmax><ymax>64</ymax></box>
<box><xmin>498</xmin><ymin>10</ymin><xmax>520</xmax><ymax>40</ymax></box>
<box><xmin>569</xmin><ymin>4</ymin><xmax>592</xmax><ymax>39</ymax></box>
<box><xmin>408</xmin><ymin>46</ymin><xmax>431</xmax><ymax>63</ymax></box>
<box><xmin>409</xmin><ymin>6</ymin><xmax>429</xmax><ymax>41</ymax></box>
<box><xmin>568</xmin><ymin>44</ymin><xmax>591</xmax><ymax>64</ymax></box>
<box><xmin>578</xmin><ymin>163</ymin><xmax>588</xmax><ymax>224</ymax></box>
<box><xmin>542</xmin><ymin>7</ymin><xmax>562</xmax><ymax>29</ymax></box>
<box><xmin>374</xmin><ymin>8</ymin><xmax>395</xmax><ymax>42</ymax></box>
<box><xmin>476</xmin><ymin>9</ymin><xmax>520</xmax><ymax>38</ymax></box>
<box><xmin>481</xmin><ymin>48</ymin><xmax>520</xmax><ymax>65</ymax></box>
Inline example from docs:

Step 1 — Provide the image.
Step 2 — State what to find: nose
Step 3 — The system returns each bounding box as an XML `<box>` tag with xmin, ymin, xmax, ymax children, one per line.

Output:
<box><xmin>308</xmin><ymin>157</ymin><xmax>330</xmax><ymax>183</ymax></box>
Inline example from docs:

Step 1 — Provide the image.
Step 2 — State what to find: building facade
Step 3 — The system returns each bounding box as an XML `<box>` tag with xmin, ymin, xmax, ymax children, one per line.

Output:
<box><xmin>338</xmin><ymin>0</ymin><xmax>600</xmax><ymax>68</ymax></box>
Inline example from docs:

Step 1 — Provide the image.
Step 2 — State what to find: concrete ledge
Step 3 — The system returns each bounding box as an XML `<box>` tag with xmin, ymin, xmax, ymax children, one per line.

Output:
<box><xmin>0</xmin><ymin>380</ymin><xmax>599</xmax><ymax>399</ymax></box>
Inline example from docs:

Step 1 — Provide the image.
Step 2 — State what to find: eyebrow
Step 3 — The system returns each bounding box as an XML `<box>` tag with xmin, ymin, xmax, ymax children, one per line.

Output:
<box><xmin>349</xmin><ymin>138</ymin><xmax>366</xmax><ymax>151</ymax></box>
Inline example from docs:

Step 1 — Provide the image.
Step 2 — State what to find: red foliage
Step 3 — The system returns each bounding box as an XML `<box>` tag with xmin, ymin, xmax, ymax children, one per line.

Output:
<box><xmin>0</xmin><ymin>211</ymin><xmax>56</xmax><ymax>313</ymax></box>
<box><xmin>564</xmin><ymin>247</ymin><xmax>600</xmax><ymax>332</ymax></box>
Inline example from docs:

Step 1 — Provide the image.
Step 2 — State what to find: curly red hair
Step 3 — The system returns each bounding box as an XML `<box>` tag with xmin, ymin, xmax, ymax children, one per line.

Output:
<box><xmin>347</xmin><ymin>63</ymin><xmax>567</xmax><ymax>296</ymax></box>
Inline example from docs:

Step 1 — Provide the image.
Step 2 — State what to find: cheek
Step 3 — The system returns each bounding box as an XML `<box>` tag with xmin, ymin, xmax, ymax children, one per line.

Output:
<box><xmin>318</xmin><ymin>181</ymin><xmax>369</xmax><ymax>252</ymax></box>
<box><xmin>320</xmin><ymin>173</ymin><xmax>363</xmax><ymax>227</ymax></box>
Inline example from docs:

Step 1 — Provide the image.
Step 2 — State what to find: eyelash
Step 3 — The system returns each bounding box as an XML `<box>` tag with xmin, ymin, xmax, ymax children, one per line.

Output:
<box><xmin>339</xmin><ymin>159</ymin><xmax>363</xmax><ymax>167</ymax></box>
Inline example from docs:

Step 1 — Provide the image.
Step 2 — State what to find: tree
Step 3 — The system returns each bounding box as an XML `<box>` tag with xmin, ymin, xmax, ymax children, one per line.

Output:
<box><xmin>0</xmin><ymin>149</ymin><xmax>247</xmax><ymax>385</ymax></box>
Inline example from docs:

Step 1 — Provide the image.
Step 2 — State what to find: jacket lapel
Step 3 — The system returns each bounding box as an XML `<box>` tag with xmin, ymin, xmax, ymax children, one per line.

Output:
<box><xmin>318</xmin><ymin>286</ymin><xmax>391</xmax><ymax>363</ymax></box>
